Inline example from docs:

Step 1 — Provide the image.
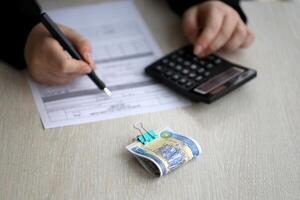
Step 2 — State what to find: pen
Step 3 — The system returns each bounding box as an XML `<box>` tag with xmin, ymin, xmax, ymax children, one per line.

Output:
<box><xmin>40</xmin><ymin>12</ymin><xmax>112</xmax><ymax>97</ymax></box>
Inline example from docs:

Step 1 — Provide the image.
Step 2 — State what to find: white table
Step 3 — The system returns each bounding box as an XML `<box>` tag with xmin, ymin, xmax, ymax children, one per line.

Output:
<box><xmin>0</xmin><ymin>1</ymin><xmax>299</xmax><ymax>199</ymax></box>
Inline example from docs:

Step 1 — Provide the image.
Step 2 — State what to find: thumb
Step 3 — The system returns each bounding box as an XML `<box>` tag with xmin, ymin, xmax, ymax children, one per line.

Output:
<box><xmin>182</xmin><ymin>6</ymin><xmax>200</xmax><ymax>44</ymax></box>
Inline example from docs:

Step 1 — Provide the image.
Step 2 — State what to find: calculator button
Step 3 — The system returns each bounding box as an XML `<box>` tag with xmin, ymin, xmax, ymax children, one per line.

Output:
<box><xmin>190</xmin><ymin>64</ymin><xmax>198</xmax><ymax>70</ymax></box>
<box><xmin>197</xmin><ymin>68</ymin><xmax>205</xmax><ymax>74</ymax></box>
<box><xmin>155</xmin><ymin>65</ymin><xmax>164</xmax><ymax>72</ymax></box>
<box><xmin>199</xmin><ymin>60</ymin><xmax>206</xmax><ymax>66</ymax></box>
<box><xmin>195</xmin><ymin>76</ymin><xmax>203</xmax><ymax>82</ymax></box>
<box><xmin>185</xmin><ymin>81</ymin><xmax>194</xmax><ymax>88</ymax></box>
<box><xmin>175</xmin><ymin>65</ymin><xmax>183</xmax><ymax>71</ymax></box>
<box><xmin>204</xmin><ymin>71</ymin><xmax>211</xmax><ymax>77</ymax></box>
<box><xmin>169</xmin><ymin>62</ymin><xmax>176</xmax><ymax>68</ymax></box>
<box><xmin>188</xmin><ymin>72</ymin><xmax>197</xmax><ymax>78</ymax></box>
<box><xmin>162</xmin><ymin>59</ymin><xmax>169</xmax><ymax>64</ymax></box>
<box><xmin>172</xmin><ymin>74</ymin><xmax>180</xmax><ymax>80</ymax></box>
<box><xmin>206</xmin><ymin>63</ymin><xmax>214</xmax><ymax>69</ymax></box>
<box><xmin>179</xmin><ymin>78</ymin><xmax>188</xmax><ymax>84</ymax></box>
<box><xmin>184</xmin><ymin>61</ymin><xmax>191</xmax><ymax>66</ymax></box>
<box><xmin>182</xmin><ymin>69</ymin><xmax>190</xmax><ymax>75</ymax></box>
<box><xmin>177</xmin><ymin>58</ymin><xmax>184</xmax><ymax>63</ymax></box>
<box><xmin>214</xmin><ymin>58</ymin><xmax>222</xmax><ymax>64</ymax></box>
<box><xmin>165</xmin><ymin>70</ymin><xmax>174</xmax><ymax>77</ymax></box>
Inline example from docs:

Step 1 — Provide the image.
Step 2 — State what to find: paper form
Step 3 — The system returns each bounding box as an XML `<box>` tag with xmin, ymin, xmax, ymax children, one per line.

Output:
<box><xmin>28</xmin><ymin>1</ymin><xmax>190</xmax><ymax>128</ymax></box>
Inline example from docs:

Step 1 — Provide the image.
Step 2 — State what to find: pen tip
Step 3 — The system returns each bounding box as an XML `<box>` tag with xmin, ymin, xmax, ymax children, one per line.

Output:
<box><xmin>104</xmin><ymin>88</ymin><xmax>112</xmax><ymax>97</ymax></box>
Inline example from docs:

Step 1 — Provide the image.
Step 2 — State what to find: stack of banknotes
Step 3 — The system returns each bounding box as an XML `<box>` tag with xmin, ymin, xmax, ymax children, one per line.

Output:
<box><xmin>126</xmin><ymin>127</ymin><xmax>202</xmax><ymax>176</ymax></box>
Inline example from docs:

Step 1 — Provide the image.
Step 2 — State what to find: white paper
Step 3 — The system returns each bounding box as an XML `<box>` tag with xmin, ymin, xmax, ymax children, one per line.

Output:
<box><xmin>28</xmin><ymin>1</ymin><xmax>190</xmax><ymax>128</ymax></box>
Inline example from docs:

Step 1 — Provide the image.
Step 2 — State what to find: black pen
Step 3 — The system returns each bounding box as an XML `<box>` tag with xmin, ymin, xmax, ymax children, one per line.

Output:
<box><xmin>40</xmin><ymin>12</ymin><xmax>112</xmax><ymax>97</ymax></box>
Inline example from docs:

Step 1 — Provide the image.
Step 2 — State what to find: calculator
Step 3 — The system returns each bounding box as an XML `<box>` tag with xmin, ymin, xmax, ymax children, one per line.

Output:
<box><xmin>145</xmin><ymin>45</ymin><xmax>257</xmax><ymax>103</ymax></box>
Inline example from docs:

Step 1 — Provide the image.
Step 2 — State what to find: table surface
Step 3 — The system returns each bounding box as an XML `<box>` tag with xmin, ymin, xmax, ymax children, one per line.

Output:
<box><xmin>1</xmin><ymin>1</ymin><xmax>299</xmax><ymax>199</ymax></box>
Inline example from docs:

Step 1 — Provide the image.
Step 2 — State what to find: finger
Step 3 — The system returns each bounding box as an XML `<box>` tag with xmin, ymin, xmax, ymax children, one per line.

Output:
<box><xmin>83</xmin><ymin>52</ymin><xmax>96</xmax><ymax>70</ymax></box>
<box><xmin>61</xmin><ymin>26</ymin><xmax>92</xmax><ymax>53</ymax></box>
<box><xmin>47</xmin><ymin>66</ymin><xmax>82</xmax><ymax>82</ymax></box>
<box><xmin>193</xmin><ymin>11</ymin><xmax>224</xmax><ymax>57</ymax></box>
<box><xmin>204</xmin><ymin>13</ymin><xmax>239</xmax><ymax>55</ymax></box>
<box><xmin>60</xmin><ymin>59</ymin><xmax>92</xmax><ymax>75</ymax></box>
<box><xmin>60</xmin><ymin>26</ymin><xmax>95</xmax><ymax>67</ymax></box>
<box><xmin>44</xmin><ymin>38</ymin><xmax>92</xmax><ymax>75</ymax></box>
<box><xmin>182</xmin><ymin>6</ymin><xmax>200</xmax><ymax>43</ymax></box>
<box><xmin>240</xmin><ymin>28</ymin><xmax>255</xmax><ymax>48</ymax></box>
<box><xmin>222</xmin><ymin>22</ymin><xmax>248</xmax><ymax>51</ymax></box>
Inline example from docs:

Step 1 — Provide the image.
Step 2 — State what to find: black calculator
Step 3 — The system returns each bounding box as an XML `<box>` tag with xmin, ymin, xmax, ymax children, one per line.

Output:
<box><xmin>145</xmin><ymin>45</ymin><xmax>257</xmax><ymax>103</ymax></box>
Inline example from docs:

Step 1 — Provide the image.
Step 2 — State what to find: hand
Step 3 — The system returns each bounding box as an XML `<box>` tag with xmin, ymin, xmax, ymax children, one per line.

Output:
<box><xmin>25</xmin><ymin>23</ymin><xmax>95</xmax><ymax>85</ymax></box>
<box><xmin>182</xmin><ymin>1</ymin><xmax>255</xmax><ymax>57</ymax></box>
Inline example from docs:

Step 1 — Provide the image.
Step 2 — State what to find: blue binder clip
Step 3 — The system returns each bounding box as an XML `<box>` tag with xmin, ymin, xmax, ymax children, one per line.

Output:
<box><xmin>134</xmin><ymin>122</ymin><xmax>158</xmax><ymax>145</ymax></box>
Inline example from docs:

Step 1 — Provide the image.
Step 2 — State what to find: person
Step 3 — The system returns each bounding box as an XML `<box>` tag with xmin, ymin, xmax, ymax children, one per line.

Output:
<box><xmin>0</xmin><ymin>0</ymin><xmax>254</xmax><ymax>86</ymax></box>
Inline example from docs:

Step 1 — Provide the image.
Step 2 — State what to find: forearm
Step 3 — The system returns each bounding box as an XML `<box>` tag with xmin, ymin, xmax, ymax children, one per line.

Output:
<box><xmin>167</xmin><ymin>0</ymin><xmax>247</xmax><ymax>23</ymax></box>
<box><xmin>0</xmin><ymin>0</ymin><xmax>41</xmax><ymax>69</ymax></box>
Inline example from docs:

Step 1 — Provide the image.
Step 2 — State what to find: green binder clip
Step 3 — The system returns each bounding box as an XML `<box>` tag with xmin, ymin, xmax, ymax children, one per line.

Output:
<box><xmin>134</xmin><ymin>122</ymin><xmax>158</xmax><ymax>145</ymax></box>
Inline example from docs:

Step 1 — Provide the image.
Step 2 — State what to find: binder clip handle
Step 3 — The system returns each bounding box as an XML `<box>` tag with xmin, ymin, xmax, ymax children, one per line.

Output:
<box><xmin>134</xmin><ymin>122</ymin><xmax>158</xmax><ymax>145</ymax></box>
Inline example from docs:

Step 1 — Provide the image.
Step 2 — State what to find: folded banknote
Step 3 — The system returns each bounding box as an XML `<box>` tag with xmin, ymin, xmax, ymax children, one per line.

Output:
<box><xmin>126</xmin><ymin>127</ymin><xmax>202</xmax><ymax>176</ymax></box>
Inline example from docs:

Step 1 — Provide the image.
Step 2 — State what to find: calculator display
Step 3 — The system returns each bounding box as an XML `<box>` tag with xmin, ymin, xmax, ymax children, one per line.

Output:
<box><xmin>208</xmin><ymin>69</ymin><xmax>257</xmax><ymax>96</ymax></box>
<box><xmin>193</xmin><ymin>67</ymin><xmax>244</xmax><ymax>95</ymax></box>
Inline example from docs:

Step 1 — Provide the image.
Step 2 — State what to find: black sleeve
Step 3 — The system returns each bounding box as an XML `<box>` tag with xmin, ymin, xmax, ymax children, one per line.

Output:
<box><xmin>167</xmin><ymin>0</ymin><xmax>247</xmax><ymax>23</ymax></box>
<box><xmin>0</xmin><ymin>0</ymin><xmax>41</xmax><ymax>69</ymax></box>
